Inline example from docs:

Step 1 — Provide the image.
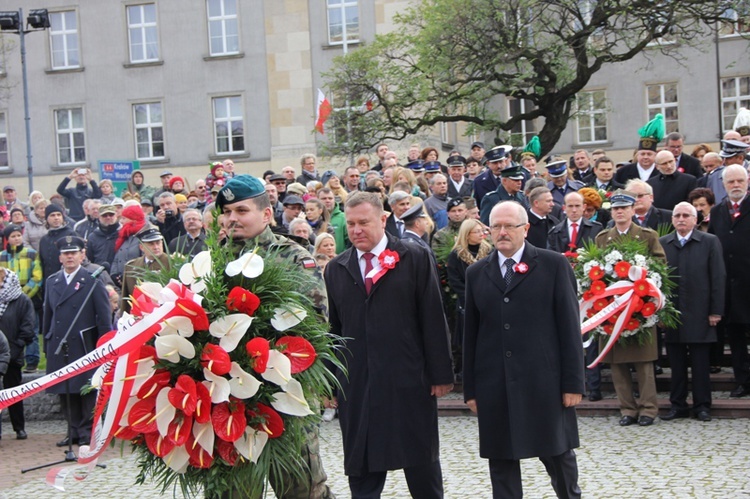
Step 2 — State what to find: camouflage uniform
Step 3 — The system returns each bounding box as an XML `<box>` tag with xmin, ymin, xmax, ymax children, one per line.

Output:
<box><xmin>230</xmin><ymin>225</ymin><xmax>334</xmax><ymax>499</ymax></box>
<box><xmin>430</xmin><ymin>220</ymin><xmax>461</xmax><ymax>255</ymax></box>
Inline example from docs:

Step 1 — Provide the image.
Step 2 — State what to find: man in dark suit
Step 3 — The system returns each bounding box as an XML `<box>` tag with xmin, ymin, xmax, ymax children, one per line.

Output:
<box><xmin>385</xmin><ymin>190</ymin><xmax>412</xmax><ymax>238</ymax></box>
<box><xmin>624</xmin><ymin>179</ymin><xmax>673</xmax><ymax>232</ymax></box>
<box><xmin>325</xmin><ymin>192</ymin><xmax>454</xmax><ymax>498</ymax></box>
<box><xmin>572</xmin><ymin>149</ymin><xmax>594</xmax><ymax>183</ymax></box>
<box><xmin>525</xmin><ymin>186</ymin><xmax>558</xmax><ymax>249</ymax></box>
<box><xmin>660</xmin><ymin>202</ymin><xmax>725</xmax><ymax>422</ymax></box>
<box><xmin>585</xmin><ymin>156</ymin><xmax>624</xmax><ymax>192</ymax></box>
<box><xmin>473</xmin><ymin>145</ymin><xmax>511</xmax><ymax>205</ymax></box>
<box><xmin>480</xmin><ymin>165</ymin><xmax>528</xmax><ymax>224</ymax></box>
<box><xmin>43</xmin><ymin>236</ymin><xmax>111</xmax><ymax>447</ymax></box>
<box><xmin>463</xmin><ymin>200</ymin><xmax>584</xmax><ymax>498</ymax></box>
<box><xmin>648</xmin><ymin>150</ymin><xmax>697</xmax><ymax>210</ymax></box>
<box><xmin>446</xmin><ymin>155</ymin><xmax>473</xmax><ymax>199</ymax></box>
<box><xmin>665</xmin><ymin>132</ymin><xmax>704</xmax><ymax>178</ymax></box>
<box><xmin>548</xmin><ymin>191</ymin><xmax>603</xmax><ymax>252</ymax></box>
<box><xmin>707</xmin><ymin>164</ymin><xmax>750</xmax><ymax>398</ymax></box>
<box><xmin>614</xmin><ymin>136</ymin><xmax>659</xmax><ymax>185</ymax></box>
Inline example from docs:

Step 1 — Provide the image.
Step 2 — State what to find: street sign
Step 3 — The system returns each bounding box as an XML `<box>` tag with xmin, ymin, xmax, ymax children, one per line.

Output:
<box><xmin>99</xmin><ymin>160</ymin><xmax>140</xmax><ymax>196</ymax></box>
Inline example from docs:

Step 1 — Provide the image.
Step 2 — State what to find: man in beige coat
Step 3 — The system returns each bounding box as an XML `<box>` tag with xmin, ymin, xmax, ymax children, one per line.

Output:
<box><xmin>595</xmin><ymin>191</ymin><xmax>666</xmax><ymax>427</ymax></box>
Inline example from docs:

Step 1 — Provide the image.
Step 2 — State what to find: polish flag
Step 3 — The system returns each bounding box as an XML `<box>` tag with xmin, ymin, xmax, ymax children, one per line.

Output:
<box><xmin>315</xmin><ymin>89</ymin><xmax>332</xmax><ymax>134</ymax></box>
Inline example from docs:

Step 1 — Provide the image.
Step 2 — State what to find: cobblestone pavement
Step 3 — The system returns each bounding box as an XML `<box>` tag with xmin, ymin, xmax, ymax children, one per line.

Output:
<box><xmin>2</xmin><ymin>416</ymin><xmax>749</xmax><ymax>498</ymax></box>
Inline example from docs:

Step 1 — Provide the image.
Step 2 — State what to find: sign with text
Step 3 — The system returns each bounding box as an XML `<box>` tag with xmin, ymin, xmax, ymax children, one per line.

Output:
<box><xmin>99</xmin><ymin>160</ymin><xmax>139</xmax><ymax>182</ymax></box>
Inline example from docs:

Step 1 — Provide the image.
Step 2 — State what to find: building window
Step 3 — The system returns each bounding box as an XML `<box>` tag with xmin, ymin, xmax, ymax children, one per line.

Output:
<box><xmin>0</xmin><ymin>112</ymin><xmax>7</xmax><ymax>168</ymax></box>
<box><xmin>127</xmin><ymin>4</ymin><xmax>159</xmax><ymax>63</ymax></box>
<box><xmin>327</xmin><ymin>0</ymin><xmax>359</xmax><ymax>45</ymax></box>
<box><xmin>507</xmin><ymin>97</ymin><xmax>537</xmax><ymax>146</ymax></box>
<box><xmin>212</xmin><ymin>96</ymin><xmax>244</xmax><ymax>154</ymax></box>
<box><xmin>440</xmin><ymin>122</ymin><xmax>457</xmax><ymax>147</ymax></box>
<box><xmin>55</xmin><ymin>108</ymin><xmax>86</xmax><ymax>165</ymax></box>
<box><xmin>134</xmin><ymin>102</ymin><xmax>165</xmax><ymax>160</ymax></box>
<box><xmin>576</xmin><ymin>90</ymin><xmax>608</xmax><ymax>144</ymax></box>
<box><xmin>722</xmin><ymin>76</ymin><xmax>750</xmax><ymax>131</ymax></box>
<box><xmin>49</xmin><ymin>11</ymin><xmax>80</xmax><ymax>70</ymax></box>
<box><xmin>720</xmin><ymin>5</ymin><xmax>750</xmax><ymax>36</ymax></box>
<box><xmin>647</xmin><ymin>83</ymin><xmax>679</xmax><ymax>133</ymax></box>
<box><xmin>207</xmin><ymin>0</ymin><xmax>239</xmax><ymax>56</ymax></box>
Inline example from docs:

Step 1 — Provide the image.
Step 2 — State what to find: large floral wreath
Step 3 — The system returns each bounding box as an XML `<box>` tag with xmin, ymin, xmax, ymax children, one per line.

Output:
<box><xmin>573</xmin><ymin>239</ymin><xmax>679</xmax><ymax>366</ymax></box>
<box><xmin>84</xmin><ymin>228</ymin><xmax>342</xmax><ymax>498</ymax></box>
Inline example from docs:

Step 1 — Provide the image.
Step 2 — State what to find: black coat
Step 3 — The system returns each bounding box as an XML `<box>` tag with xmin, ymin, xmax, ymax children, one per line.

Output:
<box><xmin>463</xmin><ymin>244</ymin><xmax>584</xmax><ymax>460</ymax></box>
<box><xmin>647</xmin><ymin>172</ymin><xmax>697</xmax><ymax>211</ymax></box>
<box><xmin>472</xmin><ymin>169</ymin><xmax>501</xmax><ymax>206</ymax></box>
<box><xmin>38</xmin><ymin>225</ymin><xmax>77</xmax><ymax>282</ymax></box>
<box><xmin>585</xmin><ymin>179</ymin><xmax>624</xmax><ymax>192</ymax></box>
<box><xmin>86</xmin><ymin>224</ymin><xmax>120</xmax><ymax>268</ymax></box>
<box><xmin>614</xmin><ymin>162</ymin><xmax>659</xmax><ymax>184</ymax></box>
<box><xmin>447</xmin><ymin>178</ymin><xmax>473</xmax><ymax>199</ymax></box>
<box><xmin>0</xmin><ymin>294</ymin><xmax>35</xmax><ymax>367</ymax></box>
<box><xmin>168</xmin><ymin>232</ymin><xmax>208</xmax><ymax>257</ymax></box>
<box><xmin>384</xmin><ymin>213</ymin><xmax>402</xmax><ymax>239</ymax></box>
<box><xmin>526</xmin><ymin>212</ymin><xmax>558</xmax><ymax>249</ymax></box>
<box><xmin>547</xmin><ymin>218</ymin><xmax>603</xmax><ymax>253</ymax></box>
<box><xmin>56</xmin><ymin>178</ymin><xmax>102</xmax><ymax>222</ymax></box>
<box><xmin>157</xmin><ymin>213</ymin><xmax>187</xmax><ymax>245</ymax></box>
<box><xmin>660</xmin><ymin>231</ymin><xmax>725</xmax><ymax>343</ymax></box>
<box><xmin>43</xmin><ymin>266</ymin><xmax>112</xmax><ymax>394</ymax></box>
<box><xmin>708</xmin><ymin>197</ymin><xmax>750</xmax><ymax>323</ymax></box>
<box><xmin>676</xmin><ymin>153</ymin><xmax>703</xmax><ymax>178</ymax></box>
<box><xmin>325</xmin><ymin>234</ymin><xmax>453</xmax><ymax>475</ymax></box>
<box><xmin>401</xmin><ymin>230</ymin><xmax>437</xmax><ymax>268</ymax></box>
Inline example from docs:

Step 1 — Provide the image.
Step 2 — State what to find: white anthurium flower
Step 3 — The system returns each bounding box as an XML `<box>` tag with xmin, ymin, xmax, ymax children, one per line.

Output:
<box><xmin>271</xmin><ymin>378</ymin><xmax>314</xmax><ymax>417</ymax></box>
<box><xmin>191</xmin><ymin>420</ymin><xmax>215</xmax><ymax>456</ymax></box>
<box><xmin>261</xmin><ymin>350</ymin><xmax>291</xmax><ymax>388</ymax></box>
<box><xmin>163</xmin><ymin>445</ymin><xmax>190</xmax><ymax>474</ymax></box>
<box><xmin>137</xmin><ymin>282</ymin><xmax>165</xmax><ymax>303</ymax></box>
<box><xmin>90</xmin><ymin>363</ymin><xmax>111</xmax><ymax>390</ymax></box>
<box><xmin>159</xmin><ymin>316</ymin><xmax>195</xmax><ymax>337</ymax></box>
<box><xmin>234</xmin><ymin>427</ymin><xmax>269</xmax><ymax>464</ymax></box>
<box><xmin>154</xmin><ymin>387</ymin><xmax>176</xmax><ymax>437</ymax></box>
<box><xmin>209</xmin><ymin>314</ymin><xmax>253</xmax><ymax>353</ymax></box>
<box><xmin>226</xmin><ymin>250</ymin><xmax>264</xmax><ymax>278</ymax></box>
<box><xmin>228</xmin><ymin>362</ymin><xmax>262</xmax><ymax>399</ymax></box>
<box><xmin>178</xmin><ymin>251</ymin><xmax>212</xmax><ymax>293</ymax></box>
<box><xmin>118</xmin><ymin>396</ymin><xmax>139</xmax><ymax>428</ymax></box>
<box><xmin>155</xmin><ymin>334</ymin><xmax>195</xmax><ymax>363</ymax></box>
<box><xmin>202</xmin><ymin>368</ymin><xmax>231</xmax><ymax>404</ymax></box>
<box><xmin>270</xmin><ymin>306</ymin><xmax>307</xmax><ymax>332</ymax></box>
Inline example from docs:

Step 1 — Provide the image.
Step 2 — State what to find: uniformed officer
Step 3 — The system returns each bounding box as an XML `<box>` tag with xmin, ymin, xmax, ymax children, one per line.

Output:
<box><xmin>479</xmin><ymin>165</ymin><xmax>528</xmax><ymax>225</ymax></box>
<box><xmin>546</xmin><ymin>160</ymin><xmax>584</xmax><ymax>207</ymax></box>
<box><xmin>400</xmin><ymin>202</ymin><xmax>438</xmax><ymax>268</ymax></box>
<box><xmin>215</xmin><ymin>175</ymin><xmax>333</xmax><ymax>498</ymax></box>
<box><xmin>120</xmin><ymin>226</ymin><xmax>170</xmax><ymax>314</ymax></box>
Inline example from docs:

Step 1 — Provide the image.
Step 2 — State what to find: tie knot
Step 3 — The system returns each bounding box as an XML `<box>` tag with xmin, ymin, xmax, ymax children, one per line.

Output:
<box><xmin>571</xmin><ymin>222</ymin><xmax>578</xmax><ymax>228</ymax></box>
<box><xmin>505</xmin><ymin>258</ymin><xmax>516</xmax><ymax>270</ymax></box>
<box><xmin>363</xmin><ymin>252</ymin><xmax>375</xmax><ymax>263</ymax></box>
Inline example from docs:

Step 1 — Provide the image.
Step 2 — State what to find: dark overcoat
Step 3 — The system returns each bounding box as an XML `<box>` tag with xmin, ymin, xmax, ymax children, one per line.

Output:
<box><xmin>526</xmin><ymin>212</ymin><xmax>558</xmax><ymax>249</ymax></box>
<box><xmin>708</xmin><ymin>196</ymin><xmax>750</xmax><ymax>323</ymax></box>
<box><xmin>648</xmin><ymin>172</ymin><xmax>697</xmax><ymax>211</ymax></box>
<box><xmin>595</xmin><ymin>225</ymin><xmax>665</xmax><ymax>363</ymax></box>
<box><xmin>660</xmin><ymin>231</ymin><xmax>725</xmax><ymax>343</ymax></box>
<box><xmin>463</xmin><ymin>244</ymin><xmax>584</xmax><ymax>460</ymax></box>
<box><xmin>43</xmin><ymin>267</ymin><xmax>112</xmax><ymax>394</ymax></box>
<box><xmin>325</xmin><ymin>234</ymin><xmax>454</xmax><ymax>475</ymax></box>
<box><xmin>547</xmin><ymin>217</ymin><xmax>602</xmax><ymax>253</ymax></box>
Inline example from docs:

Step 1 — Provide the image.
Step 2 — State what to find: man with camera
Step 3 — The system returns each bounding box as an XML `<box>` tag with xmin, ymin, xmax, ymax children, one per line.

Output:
<box><xmin>56</xmin><ymin>168</ymin><xmax>102</xmax><ymax>222</ymax></box>
<box><xmin>154</xmin><ymin>192</ymin><xmax>186</xmax><ymax>245</ymax></box>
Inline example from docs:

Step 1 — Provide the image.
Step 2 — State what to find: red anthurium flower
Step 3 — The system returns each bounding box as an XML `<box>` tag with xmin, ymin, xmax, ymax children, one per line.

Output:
<box><xmin>212</xmin><ymin>399</ymin><xmax>247</xmax><ymax>443</ymax></box>
<box><xmin>590</xmin><ymin>280</ymin><xmax>607</xmax><ymax>296</ymax></box>
<box><xmin>144</xmin><ymin>430</ymin><xmax>176</xmax><ymax>458</ymax></box>
<box><xmin>602</xmin><ymin>324</ymin><xmax>615</xmax><ymax>335</ymax></box>
<box><xmin>168</xmin><ymin>375</ymin><xmax>198</xmax><ymax>416</ymax></box>
<box><xmin>614</xmin><ymin>261</ymin><xmax>631</xmax><ymax>278</ymax></box>
<box><xmin>641</xmin><ymin>302</ymin><xmax>657</xmax><ymax>317</ymax></box>
<box><xmin>593</xmin><ymin>298</ymin><xmax>609</xmax><ymax>312</ymax></box>
<box><xmin>130</xmin><ymin>286</ymin><xmax>159</xmax><ymax>317</ymax></box>
<box><xmin>113</xmin><ymin>425</ymin><xmax>140</xmax><ymax>441</ymax></box>
<box><xmin>626</xmin><ymin>318</ymin><xmax>640</xmax><ymax>331</ymax></box>
<box><xmin>194</xmin><ymin>382</ymin><xmax>212</xmax><ymax>424</ymax></box>
<box><xmin>632</xmin><ymin>279</ymin><xmax>650</xmax><ymax>297</ymax></box>
<box><xmin>246</xmin><ymin>338</ymin><xmax>271</xmax><ymax>374</ymax></box>
<box><xmin>186</xmin><ymin>433</ymin><xmax>214</xmax><ymax>469</ymax></box>
<box><xmin>167</xmin><ymin>298</ymin><xmax>210</xmax><ymax>331</ymax></box>
<box><xmin>215</xmin><ymin>439</ymin><xmax>239</xmax><ymax>466</ymax></box>
<box><xmin>137</xmin><ymin>370</ymin><xmax>172</xmax><ymax>400</ymax></box>
<box><xmin>248</xmin><ymin>403</ymin><xmax>284</xmax><ymax>439</ymax></box>
<box><xmin>128</xmin><ymin>397</ymin><xmax>159</xmax><ymax>434</ymax></box>
<box><xmin>201</xmin><ymin>344</ymin><xmax>232</xmax><ymax>376</ymax></box>
<box><xmin>226</xmin><ymin>287</ymin><xmax>261</xmax><ymax>316</ymax></box>
<box><xmin>96</xmin><ymin>330</ymin><xmax>117</xmax><ymax>348</ymax></box>
<box><xmin>166</xmin><ymin>412</ymin><xmax>194</xmax><ymax>446</ymax></box>
<box><xmin>588</xmin><ymin>266</ymin><xmax>605</xmax><ymax>280</ymax></box>
<box><xmin>275</xmin><ymin>336</ymin><xmax>317</xmax><ymax>374</ymax></box>
<box><xmin>582</xmin><ymin>290</ymin><xmax>595</xmax><ymax>301</ymax></box>
<box><xmin>138</xmin><ymin>345</ymin><xmax>157</xmax><ymax>364</ymax></box>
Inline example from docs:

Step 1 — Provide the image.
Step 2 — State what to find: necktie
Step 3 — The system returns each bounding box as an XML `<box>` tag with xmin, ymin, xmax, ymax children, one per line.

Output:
<box><xmin>733</xmin><ymin>202</ymin><xmax>740</xmax><ymax>212</ymax></box>
<box><xmin>570</xmin><ymin>222</ymin><xmax>579</xmax><ymax>245</ymax></box>
<box><xmin>396</xmin><ymin>221</ymin><xmax>404</xmax><ymax>236</ymax></box>
<box><xmin>504</xmin><ymin>258</ymin><xmax>515</xmax><ymax>286</ymax></box>
<box><xmin>363</xmin><ymin>253</ymin><xmax>375</xmax><ymax>294</ymax></box>
<box><xmin>680</xmin><ymin>237</ymin><xmax>687</xmax><ymax>247</ymax></box>
<box><xmin>637</xmin><ymin>216</ymin><xmax>645</xmax><ymax>225</ymax></box>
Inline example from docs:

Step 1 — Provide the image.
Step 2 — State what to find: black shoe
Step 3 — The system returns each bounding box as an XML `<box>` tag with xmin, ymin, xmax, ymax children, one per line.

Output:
<box><xmin>633</xmin><ymin>390</ymin><xmax>640</xmax><ymax>399</ymax></box>
<box><xmin>619</xmin><ymin>415</ymin><xmax>637</xmax><ymax>426</ymax></box>
<box><xmin>660</xmin><ymin>409</ymin><xmax>689</xmax><ymax>421</ymax></box>
<box><xmin>56</xmin><ymin>436</ymin><xmax>79</xmax><ymax>447</ymax></box>
<box><xmin>638</xmin><ymin>416</ymin><xmax>655</xmax><ymax>426</ymax></box>
<box><xmin>730</xmin><ymin>385</ymin><xmax>750</xmax><ymax>398</ymax></box>
<box><xmin>16</xmin><ymin>430</ymin><xmax>27</xmax><ymax>440</ymax></box>
<box><xmin>710</xmin><ymin>366</ymin><xmax>721</xmax><ymax>374</ymax></box>
<box><xmin>78</xmin><ymin>438</ymin><xmax>90</xmax><ymax>446</ymax></box>
<box><xmin>654</xmin><ymin>365</ymin><xmax>663</xmax><ymax>375</ymax></box>
<box><xmin>22</xmin><ymin>366</ymin><xmax>38</xmax><ymax>374</ymax></box>
<box><xmin>588</xmin><ymin>391</ymin><xmax>602</xmax><ymax>402</ymax></box>
<box><xmin>696</xmin><ymin>411</ymin><xmax>712</xmax><ymax>422</ymax></box>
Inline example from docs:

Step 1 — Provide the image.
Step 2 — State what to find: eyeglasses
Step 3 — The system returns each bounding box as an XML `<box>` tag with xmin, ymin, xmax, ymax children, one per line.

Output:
<box><xmin>490</xmin><ymin>223</ymin><xmax>525</xmax><ymax>232</ymax></box>
<box><xmin>470</xmin><ymin>229</ymin><xmax>485</xmax><ymax>235</ymax></box>
<box><xmin>672</xmin><ymin>213</ymin><xmax>695</xmax><ymax>218</ymax></box>
<box><xmin>634</xmin><ymin>193</ymin><xmax>650</xmax><ymax>198</ymax></box>
<box><xmin>100</xmin><ymin>213</ymin><xmax>116</xmax><ymax>218</ymax></box>
<box><xmin>657</xmin><ymin>160</ymin><xmax>676</xmax><ymax>166</ymax></box>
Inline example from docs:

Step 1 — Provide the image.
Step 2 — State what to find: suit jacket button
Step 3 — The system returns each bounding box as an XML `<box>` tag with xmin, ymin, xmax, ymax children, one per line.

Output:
<box><xmin>504</xmin><ymin>324</ymin><xmax>510</xmax><ymax>330</ymax></box>
<box><xmin>506</xmin><ymin>351</ymin><xmax>512</xmax><ymax>357</ymax></box>
<box><xmin>504</xmin><ymin>297</ymin><xmax>510</xmax><ymax>303</ymax></box>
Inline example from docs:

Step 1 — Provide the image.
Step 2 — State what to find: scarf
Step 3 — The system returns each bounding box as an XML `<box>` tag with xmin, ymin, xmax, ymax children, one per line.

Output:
<box><xmin>456</xmin><ymin>241</ymin><xmax>493</xmax><ymax>266</ymax></box>
<box><xmin>115</xmin><ymin>219</ymin><xmax>147</xmax><ymax>252</ymax></box>
<box><xmin>0</xmin><ymin>270</ymin><xmax>23</xmax><ymax>317</ymax></box>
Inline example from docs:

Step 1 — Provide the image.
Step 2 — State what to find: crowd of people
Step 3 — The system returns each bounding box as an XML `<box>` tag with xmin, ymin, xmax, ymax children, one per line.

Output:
<box><xmin>0</xmin><ymin>114</ymin><xmax>749</xmax><ymax>497</ymax></box>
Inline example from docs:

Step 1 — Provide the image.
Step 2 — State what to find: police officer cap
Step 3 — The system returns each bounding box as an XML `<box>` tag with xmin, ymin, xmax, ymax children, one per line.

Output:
<box><xmin>447</xmin><ymin>155</ymin><xmax>467</xmax><ymax>167</ymax></box>
<box><xmin>56</xmin><ymin>235</ymin><xmax>86</xmax><ymax>253</ymax></box>
<box><xmin>609</xmin><ymin>190</ymin><xmax>636</xmax><ymax>208</ymax></box>
<box><xmin>545</xmin><ymin>160</ymin><xmax>569</xmax><ymax>178</ymax></box>
<box><xmin>500</xmin><ymin>165</ymin><xmax>525</xmax><ymax>180</ymax></box>
<box><xmin>719</xmin><ymin>139</ymin><xmax>750</xmax><ymax>158</ymax></box>
<box><xmin>423</xmin><ymin>161</ymin><xmax>442</xmax><ymax>172</ymax></box>
<box><xmin>447</xmin><ymin>198</ymin><xmax>466</xmax><ymax>211</ymax></box>
<box><xmin>400</xmin><ymin>202</ymin><xmax>428</xmax><ymax>223</ymax></box>
<box><xmin>216</xmin><ymin>175</ymin><xmax>266</xmax><ymax>209</ymax></box>
<box><xmin>282</xmin><ymin>195</ymin><xmax>305</xmax><ymax>207</ymax></box>
<box><xmin>138</xmin><ymin>226</ymin><xmax>163</xmax><ymax>243</ymax></box>
<box><xmin>406</xmin><ymin>159</ymin><xmax>425</xmax><ymax>172</ymax></box>
<box><xmin>484</xmin><ymin>145</ymin><xmax>511</xmax><ymax>163</ymax></box>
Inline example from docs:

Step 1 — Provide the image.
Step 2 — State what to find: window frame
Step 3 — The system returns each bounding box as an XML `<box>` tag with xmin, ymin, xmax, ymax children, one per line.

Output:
<box><xmin>646</xmin><ymin>82</ymin><xmax>680</xmax><ymax>134</ymax></box>
<box><xmin>126</xmin><ymin>3</ymin><xmax>160</xmax><ymax>64</ymax></box>
<box><xmin>212</xmin><ymin>95</ymin><xmax>245</xmax><ymax>155</ymax></box>
<box><xmin>575</xmin><ymin>89</ymin><xmax>608</xmax><ymax>145</ymax></box>
<box><xmin>54</xmin><ymin>107</ymin><xmax>87</xmax><ymax>166</ymax></box>
<box><xmin>721</xmin><ymin>76</ymin><xmax>750</xmax><ymax>132</ymax></box>
<box><xmin>206</xmin><ymin>0</ymin><xmax>240</xmax><ymax>57</ymax></box>
<box><xmin>133</xmin><ymin>101</ymin><xmax>165</xmax><ymax>161</ymax></box>
<box><xmin>0</xmin><ymin>111</ymin><xmax>8</xmax><ymax>170</ymax></box>
<box><xmin>48</xmin><ymin>10</ymin><xmax>81</xmax><ymax>70</ymax></box>
<box><xmin>506</xmin><ymin>97</ymin><xmax>537</xmax><ymax>147</ymax></box>
<box><xmin>326</xmin><ymin>0</ymin><xmax>360</xmax><ymax>46</ymax></box>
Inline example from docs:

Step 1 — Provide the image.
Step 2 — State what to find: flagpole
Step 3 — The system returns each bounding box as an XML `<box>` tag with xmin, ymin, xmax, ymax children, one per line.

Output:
<box><xmin>342</xmin><ymin>17</ymin><xmax>353</xmax><ymax>166</ymax></box>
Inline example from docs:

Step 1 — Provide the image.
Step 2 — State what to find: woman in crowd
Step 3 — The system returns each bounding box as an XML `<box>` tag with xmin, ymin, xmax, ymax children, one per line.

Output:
<box><xmin>391</xmin><ymin>167</ymin><xmax>425</xmax><ymax>199</ymax></box>
<box><xmin>313</xmin><ymin>232</ymin><xmax>337</xmax><ymax>259</ymax></box>
<box><xmin>27</xmin><ymin>191</ymin><xmax>44</xmax><ymax>209</ymax></box>
<box><xmin>324</xmin><ymin>174</ymin><xmax>348</xmax><ymax>206</ymax></box>
<box><xmin>355</xmin><ymin>156</ymin><xmax>371</xmax><ymax>174</ymax></box>
<box><xmin>22</xmin><ymin>199</ymin><xmax>49</xmax><ymax>253</ymax></box>
<box><xmin>110</xmin><ymin>205</ymin><xmax>148</xmax><ymax>286</ymax></box>
<box><xmin>688</xmin><ymin>187</ymin><xmax>715</xmax><ymax>232</ymax></box>
<box><xmin>289</xmin><ymin>218</ymin><xmax>315</xmax><ymax>252</ymax></box>
<box><xmin>578</xmin><ymin>187</ymin><xmax>611</xmax><ymax>228</ymax></box>
<box><xmin>691</xmin><ymin>143</ymin><xmax>713</xmax><ymax>162</ymax></box>
<box><xmin>99</xmin><ymin>179</ymin><xmax>116</xmax><ymax>204</ymax></box>
<box><xmin>304</xmin><ymin>199</ymin><xmax>334</xmax><ymax>240</ymax></box>
<box><xmin>420</xmin><ymin>147</ymin><xmax>439</xmax><ymax>162</ymax></box>
<box><xmin>127</xmin><ymin>171</ymin><xmax>156</xmax><ymax>201</ymax></box>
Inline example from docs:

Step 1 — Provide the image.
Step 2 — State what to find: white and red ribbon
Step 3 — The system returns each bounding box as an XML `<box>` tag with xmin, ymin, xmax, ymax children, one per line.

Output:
<box><xmin>579</xmin><ymin>266</ymin><xmax>665</xmax><ymax>368</ymax></box>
